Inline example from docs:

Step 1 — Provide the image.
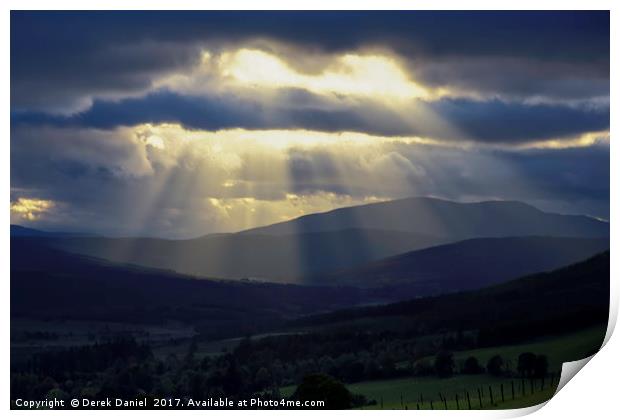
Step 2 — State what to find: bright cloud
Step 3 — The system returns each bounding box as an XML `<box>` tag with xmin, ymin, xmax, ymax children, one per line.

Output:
<box><xmin>217</xmin><ymin>49</ymin><xmax>432</xmax><ymax>101</ymax></box>
<box><xmin>155</xmin><ymin>47</ymin><xmax>442</xmax><ymax>105</ymax></box>
<box><xmin>10</xmin><ymin>198</ymin><xmax>55</xmax><ymax>221</ymax></box>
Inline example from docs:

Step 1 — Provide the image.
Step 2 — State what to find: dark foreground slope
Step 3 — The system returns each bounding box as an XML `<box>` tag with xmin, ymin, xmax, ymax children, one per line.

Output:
<box><xmin>317</xmin><ymin>236</ymin><xmax>609</xmax><ymax>294</ymax></box>
<box><xmin>10</xmin><ymin>238</ymin><xmax>369</xmax><ymax>338</ymax></box>
<box><xmin>296</xmin><ymin>251</ymin><xmax>610</xmax><ymax>344</ymax></box>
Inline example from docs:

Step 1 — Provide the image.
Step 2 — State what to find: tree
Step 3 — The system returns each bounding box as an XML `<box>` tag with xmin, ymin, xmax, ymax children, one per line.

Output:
<box><xmin>462</xmin><ymin>356</ymin><xmax>483</xmax><ymax>374</ymax></box>
<box><xmin>517</xmin><ymin>352</ymin><xmax>537</xmax><ymax>378</ymax></box>
<box><xmin>291</xmin><ymin>374</ymin><xmax>353</xmax><ymax>409</ymax></box>
<box><xmin>222</xmin><ymin>357</ymin><xmax>243</xmax><ymax>395</ymax></box>
<box><xmin>363</xmin><ymin>358</ymin><xmax>381</xmax><ymax>379</ymax></box>
<box><xmin>200</xmin><ymin>356</ymin><xmax>212</xmax><ymax>371</ymax></box>
<box><xmin>254</xmin><ymin>367</ymin><xmax>271</xmax><ymax>389</ymax></box>
<box><xmin>534</xmin><ymin>355</ymin><xmax>548</xmax><ymax>378</ymax></box>
<box><xmin>413</xmin><ymin>359</ymin><xmax>434</xmax><ymax>376</ymax></box>
<box><xmin>318</xmin><ymin>356</ymin><xmax>335</xmax><ymax>376</ymax></box>
<box><xmin>184</xmin><ymin>337</ymin><xmax>198</xmax><ymax>365</ymax></box>
<box><xmin>434</xmin><ymin>352</ymin><xmax>455</xmax><ymax>378</ymax></box>
<box><xmin>45</xmin><ymin>387</ymin><xmax>68</xmax><ymax>401</ymax></box>
<box><xmin>486</xmin><ymin>355</ymin><xmax>504</xmax><ymax>376</ymax></box>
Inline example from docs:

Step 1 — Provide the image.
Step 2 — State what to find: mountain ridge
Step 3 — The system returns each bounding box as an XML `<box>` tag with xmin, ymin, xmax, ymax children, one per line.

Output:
<box><xmin>17</xmin><ymin>197</ymin><xmax>610</xmax><ymax>285</ymax></box>
<box><xmin>238</xmin><ymin>196</ymin><xmax>609</xmax><ymax>238</ymax></box>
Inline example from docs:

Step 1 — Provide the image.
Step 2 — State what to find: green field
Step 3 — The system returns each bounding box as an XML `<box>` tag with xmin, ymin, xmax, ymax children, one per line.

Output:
<box><xmin>282</xmin><ymin>325</ymin><xmax>605</xmax><ymax>410</ymax></box>
<box><xmin>283</xmin><ymin>373</ymin><xmax>556</xmax><ymax>409</ymax></box>
<box><xmin>353</xmin><ymin>374</ymin><xmax>558</xmax><ymax>409</ymax></box>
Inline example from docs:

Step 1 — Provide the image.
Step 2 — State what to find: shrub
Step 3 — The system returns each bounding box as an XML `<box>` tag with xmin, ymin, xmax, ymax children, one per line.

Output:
<box><xmin>462</xmin><ymin>356</ymin><xmax>483</xmax><ymax>374</ymax></box>
<box><xmin>486</xmin><ymin>355</ymin><xmax>504</xmax><ymax>376</ymax></box>
<box><xmin>434</xmin><ymin>352</ymin><xmax>455</xmax><ymax>378</ymax></box>
<box><xmin>291</xmin><ymin>373</ymin><xmax>353</xmax><ymax>409</ymax></box>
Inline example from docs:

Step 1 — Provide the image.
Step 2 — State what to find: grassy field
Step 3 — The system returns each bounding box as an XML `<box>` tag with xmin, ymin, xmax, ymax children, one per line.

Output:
<box><xmin>281</xmin><ymin>373</ymin><xmax>557</xmax><ymax>410</ymax></box>
<box><xmin>281</xmin><ymin>325</ymin><xmax>604</xmax><ymax>410</ymax></box>
<box><xmin>352</xmin><ymin>374</ymin><xmax>557</xmax><ymax>409</ymax></box>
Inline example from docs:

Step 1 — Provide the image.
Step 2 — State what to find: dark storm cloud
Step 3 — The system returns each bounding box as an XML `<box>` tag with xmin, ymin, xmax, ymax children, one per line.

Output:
<box><xmin>11</xmin><ymin>11</ymin><xmax>609</xmax><ymax>61</ymax></box>
<box><xmin>11</xmin><ymin>90</ymin><xmax>610</xmax><ymax>144</ymax></box>
<box><xmin>10</xmin><ymin>90</ymin><xmax>394</xmax><ymax>134</ymax></box>
<box><xmin>11</xmin><ymin>11</ymin><xmax>609</xmax><ymax>110</ymax></box>
<box><xmin>408</xmin><ymin>58</ymin><xmax>610</xmax><ymax>103</ymax></box>
<box><xmin>427</xmin><ymin>99</ymin><xmax>609</xmax><ymax>142</ymax></box>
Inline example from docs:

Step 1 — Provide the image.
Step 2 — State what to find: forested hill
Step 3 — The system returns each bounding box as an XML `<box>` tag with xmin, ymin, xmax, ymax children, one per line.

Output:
<box><xmin>294</xmin><ymin>251</ymin><xmax>610</xmax><ymax>344</ymax></box>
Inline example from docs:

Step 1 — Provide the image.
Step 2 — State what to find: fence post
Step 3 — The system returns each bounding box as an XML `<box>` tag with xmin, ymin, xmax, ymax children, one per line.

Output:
<box><xmin>467</xmin><ymin>391</ymin><xmax>471</xmax><ymax>409</ymax></box>
<box><xmin>522</xmin><ymin>378</ymin><xmax>525</xmax><ymax>395</ymax></box>
<box><xmin>489</xmin><ymin>386</ymin><xmax>494</xmax><ymax>405</ymax></box>
<box><xmin>416</xmin><ymin>403</ymin><xmax>420</xmax><ymax>410</ymax></box>
<box><xmin>478</xmin><ymin>388</ymin><xmax>483</xmax><ymax>408</ymax></box>
<box><xmin>456</xmin><ymin>394</ymin><xmax>460</xmax><ymax>410</ymax></box>
<box><xmin>431</xmin><ymin>400</ymin><xmax>434</xmax><ymax>410</ymax></box>
<box><xmin>530</xmin><ymin>378</ymin><xmax>534</xmax><ymax>394</ymax></box>
<box><xmin>400</xmin><ymin>394</ymin><xmax>403</xmax><ymax>408</ymax></box>
<box><xmin>511</xmin><ymin>381</ymin><xmax>515</xmax><ymax>400</ymax></box>
<box><xmin>501</xmin><ymin>383</ymin><xmax>505</xmax><ymax>402</ymax></box>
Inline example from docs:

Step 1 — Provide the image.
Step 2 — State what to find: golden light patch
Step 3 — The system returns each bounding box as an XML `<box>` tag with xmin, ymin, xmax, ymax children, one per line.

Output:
<box><xmin>516</xmin><ymin>131</ymin><xmax>610</xmax><ymax>150</ymax></box>
<box><xmin>132</xmin><ymin>123</ymin><xmax>607</xmax><ymax>153</ymax></box>
<box><xmin>205</xmin><ymin>193</ymin><xmax>386</xmax><ymax>231</ymax></box>
<box><xmin>218</xmin><ymin>49</ymin><xmax>430</xmax><ymax>101</ymax></box>
<box><xmin>132</xmin><ymin>123</ymin><xmax>439</xmax><ymax>151</ymax></box>
<box><xmin>10</xmin><ymin>198</ymin><xmax>54</xmax><ymax>221</ymax></box>
<box><xmin>145</xmin><ymin>135</ymin><xmax>165</xmax><ymax>149</ymax></box>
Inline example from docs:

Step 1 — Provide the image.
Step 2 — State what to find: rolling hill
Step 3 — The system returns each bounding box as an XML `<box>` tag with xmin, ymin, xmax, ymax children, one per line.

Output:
<box><xmin>316</xmin><ymin>236</ymin><xmax>610</xmax><ymax>294</ymax></box>
<box><xmin>41</xmin><ymin>197</ymin><xmax>608</xmax><ymax>283</ymax></box>
<box><xmin>50</xmin><ymin>229</ymin><xmax>445</xmax><ymax>282</ymax></box>
<box><xmin>295</xmin><ymin>250</ymin><xmax>610</xmax><ymax>344</ymax></box>
<box><xmin>10</xmin><ymin>238</ymin><xmax>371</xmax><ymax>339</ymax></box>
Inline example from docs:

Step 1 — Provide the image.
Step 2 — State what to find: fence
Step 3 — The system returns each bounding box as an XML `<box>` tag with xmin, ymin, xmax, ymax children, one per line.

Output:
<box><xmin>383</xmin><ymin>373</ymin><xmax>561</xmax><ymax>410</ymax></box>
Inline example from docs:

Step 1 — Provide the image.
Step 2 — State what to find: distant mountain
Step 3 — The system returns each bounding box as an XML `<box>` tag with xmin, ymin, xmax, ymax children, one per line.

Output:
<box><xmin>241</xmin><ymin>197</ymin><xmax>609</xmax><ymax>238</ymax></box>
<box><xmin>51</xmin><ymin>229</ymin><xmax>445</xmax><ymax>283</ymax></box>
<box><xmin>47</xmin><ymin>197</ymin><xmax>609</xmax><ymax>283</ymax></box>
<box><xmin>10</xmin><ymin>224</ymin><xmax>94</xmax><ymax>238</ymax></box>
<box><xmin>30</xmin><ymin>197</ymin><xmax>609</xmax><ymax>284</ymax></box>
<box><xmin>317</xmin><ymin>236</ymin><xmax>610</xmax><ymax>294</ymax></box>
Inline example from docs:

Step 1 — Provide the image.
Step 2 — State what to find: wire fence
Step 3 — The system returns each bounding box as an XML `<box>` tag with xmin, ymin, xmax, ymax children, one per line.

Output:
<box><xmin>377</xmin><ymin>372</ymin><xmax>560</xmax><ymax>410</ymax></box>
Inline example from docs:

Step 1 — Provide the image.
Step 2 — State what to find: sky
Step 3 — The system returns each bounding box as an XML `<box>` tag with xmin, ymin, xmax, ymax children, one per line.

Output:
<box><xmin>10</xmin><ymin>11</ymin><xmax>610</xmax><ymax>238</ymax></box>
